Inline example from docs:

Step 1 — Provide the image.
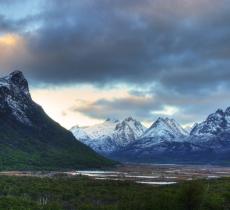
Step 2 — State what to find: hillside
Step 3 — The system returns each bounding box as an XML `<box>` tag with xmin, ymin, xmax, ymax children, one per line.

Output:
<box><xmin>0</xmin><ymin>71</ymin><xmax>114</xmax><ymax>170</ymax></box>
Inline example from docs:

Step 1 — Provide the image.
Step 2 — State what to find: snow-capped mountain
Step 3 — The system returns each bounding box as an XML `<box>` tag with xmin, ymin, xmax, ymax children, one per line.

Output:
<box><xmin>71</xmin><ymin>117</ymin><xmax>187</xmax><ymax>154</ymax></box>
<box><xmin>83</xmin><ymin>118</ymin><xmax>120</xmax><ymax>139</ymax></box>
<box><xmin>0</xmin><ymin>71</ymin><xmax>113</xmax><ymax>170</ymax></box>
<box><xmin>71</xmin><ymin>104</ymin><xmax>230</xmax><ymax>165</ymax></box>
<box><xmin>109</xmin><ymin>117</ymin><xmax>189</xmax><ymax>159</ymax></box>
<box><xmin>70</xmin><ymin>125</ymin><xmax>90</xmax><ymax>140</ymax></box>
<box><xmin>0</xmin><ymin>70</ymin><xmax>35</xmax><ymax>125</ymax></box>
<box><xmin>142</xmin><ymin>117</ymin><xmax>188</xmax><ymax>143</ymax></box>
<box><xmin>71</xmin><ymin>117</ymin><xmax>146</xmax><ymax>154</ymax></box>
<box><xmin>191</xmin><ymin>108</ymin><xmax>230</xmax><ymax>137</ymax></box>
<box><xmin>187</xmin><ymin>107</ymin><xmax>230</xmax><ymax>154</ymax></box>
<box><xmin>113</xmin><ymin>117</ymin><xmax>146</xmax><ymax>146</ymax></box>
<box><xmin>110</xmin><ymin>109</ymin><xmax>230</xmax><ymax>165</ymax></box>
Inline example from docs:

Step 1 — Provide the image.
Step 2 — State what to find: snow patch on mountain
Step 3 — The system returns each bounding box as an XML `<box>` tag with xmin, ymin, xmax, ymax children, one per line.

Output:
<box><xmin>71</xmin><ymin>117</ymin><xmax>146</xmax><ymax>154</ymax></box>
<box><xmin>190</xmin><ymin>108</ymin><xmax>230</xmax><ymax>137</ymax></box>
<box><xmin>84</xmin><ymin>118</ymin><xmax>119</xmax><ymax>139</ymax></box>
<box><xmin>142</xmin><ymin>117</ymin><xmax>188</xmax><ymax>140</ymax></box>
<box><xmin>71</xmin><ymin>125</ymin><xmax>90</xmax><ymax>140</ymax></box>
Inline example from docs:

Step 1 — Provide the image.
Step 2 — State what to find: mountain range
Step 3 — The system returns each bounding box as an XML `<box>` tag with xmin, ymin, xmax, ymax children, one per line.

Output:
<box><xmin>71</xmin><ymin>109</ymin><xmax>230</xmax><ymax>165</ymax></box>
<box><xmin>0</xmin><ymin>71</ymin><xmax>114</xmax><ymax>170</ymax></box>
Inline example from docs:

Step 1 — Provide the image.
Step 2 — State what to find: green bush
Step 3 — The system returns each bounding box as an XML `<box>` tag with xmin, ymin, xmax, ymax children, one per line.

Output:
<box><xmin>0</xmin><ymin>176</ymin><xmax>227</xmax><ymax>210</ymax></box>
<box><xmin>178</xmin><ymin>181</ymin><xmax>205</xmax><ymax>210</ymax></box>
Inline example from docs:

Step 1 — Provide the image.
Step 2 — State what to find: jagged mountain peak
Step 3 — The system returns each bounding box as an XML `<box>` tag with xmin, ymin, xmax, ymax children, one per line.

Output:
<box><xmin>71</xmin><ymin>116</ymin><xmax>146</xmax><ymax>154</ymax></box>
<box><xmin>143</xmin><ymin>117</ymin><xmax>188</xmax><ymax>139</ymax></box>
<box><xmin>11</xmin><ymin>71</ymin><xmax>29</xmax><ymax>91</ymax></box>
<box><xmin>153</xmin><ymin>117</ymin><xmax>178</xmax><ymax>126</ymax></box>
<box><xmin>114</xmin><ymin>116</ymin><xmax>145</xmax><ymax>139</ymax></box>
<box><xmin>190</xmin><ymin>107</ymin><xmax>230</xmax><ymax>136</ymax></box>
<box><xmin>0</xmin><ymin>71</ymin><xmax>36</xmax><ymax>125</ymax></box>
<box><xmin>8</xmin><ymin>70</ymin><xmax>26</xmax><ymax>83</ymax></box>
<box><xmin>150</xmin><ymin>117</ymin><xmax>178</xmax><ymax>129</ymax></box>
<box><xmin>0</xmin><ymin>70</ymin><xmax>30</xmax><ymax>97</ymax></box>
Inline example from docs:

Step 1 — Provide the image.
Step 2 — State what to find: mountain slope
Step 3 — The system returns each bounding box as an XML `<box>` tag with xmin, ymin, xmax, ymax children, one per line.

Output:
<box><xmin>0</xmin><ymin>71</ymin><xmax>114</xmax><ymax>170</ymax></box>
<box><xmin>71</xmin><ymin>117</ymin><xmax>146</xmax><ymax>154</ymax></box>
<box><xmin>120</xmin><ymin>117</ymin><xmax>188</xmax><ymax>152</ymax></box>
<box><xmin>141</xmin><ymin>117</ymin><xmax>188</xmax><ymax>143</ymax></box>
<box><xmin>190</xmin><ymin>108</ymin><xmax>230</xmax><ymax>138</ymax></box>
<box><xmin>109</xmin><ymin>117</ymin><xmax>191</xmax><ymax>162</ymax></box>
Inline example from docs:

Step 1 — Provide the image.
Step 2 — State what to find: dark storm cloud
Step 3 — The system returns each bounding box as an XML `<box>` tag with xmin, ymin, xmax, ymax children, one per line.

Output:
<box><xmin>13</xmin><ymin>0</ymin><xmax>228</xmax><ymax>93</ymax></box>
<box><xmin>0</xmin><ymin>0</ymin><xmax>229</xmax><ymax>93</ymax></box>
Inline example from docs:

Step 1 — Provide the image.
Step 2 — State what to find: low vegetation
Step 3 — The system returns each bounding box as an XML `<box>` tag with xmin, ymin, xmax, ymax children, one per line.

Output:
<box><xmin>0</xmin><ymin>175</ymin><xmax>228</xmax><ymax>210</ymax></box>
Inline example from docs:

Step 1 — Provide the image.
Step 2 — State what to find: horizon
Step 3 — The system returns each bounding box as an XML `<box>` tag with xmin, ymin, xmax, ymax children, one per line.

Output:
<box><xmin>1</xmin><ymin>0</ymin><xmax>230</xmax><ymax>129</ymax></box>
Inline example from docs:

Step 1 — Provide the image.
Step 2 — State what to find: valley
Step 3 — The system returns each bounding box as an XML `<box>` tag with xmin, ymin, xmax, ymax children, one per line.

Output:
<box><xmin>0</xmin><ymin>71</ymin><xmax>229</xmax><ymax>210</ymax></box>
<box><xmin>1</xmin><ymin>164</ymin><xmax>229</xmax><ymax>185</ymax></box>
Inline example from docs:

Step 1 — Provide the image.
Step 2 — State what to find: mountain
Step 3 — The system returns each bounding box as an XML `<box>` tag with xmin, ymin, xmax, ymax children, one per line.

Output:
<box><xmin>109</xmin><ymin>117</ymin><xmax>192</xmax><ymax>163</ymax></box>
<box><xmin>70</xmin><ymin>97</ymin><xmax>230</xmax><ymax>165</ymax></box>
<box><xmin>110</xmin><ymin>111</ymin><xmax>230</xmax><ymax>165</ymax></box>
<box><xmin>190</xmin><ymin>108</ymin><xmax>230</xmax><ymax>138</ymax></box>
<box><xmin>187</xmin><ymin>108</ymin><xmax>230</xmax><ymax>160</ymax></box>
<box><xmin>71</xmin><ymin>117</ymin><xmax>146</xmax><ymax>154</ymax></box>
<box><xmin>142</xmin><ymin>117</ymin><xmax>188</xmax><ymax>143</ymax></box>
<box><xmin>0</xmin><ymin>71</ymin><xmax>114</xmax><ymax>170</ymax></box>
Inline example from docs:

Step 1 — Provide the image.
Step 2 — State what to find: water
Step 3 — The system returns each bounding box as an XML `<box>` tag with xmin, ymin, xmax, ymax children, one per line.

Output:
<box><xmin>65</xmin><ymin>164</ymin><xmax>230</xmax><ymax>186</ymax></box>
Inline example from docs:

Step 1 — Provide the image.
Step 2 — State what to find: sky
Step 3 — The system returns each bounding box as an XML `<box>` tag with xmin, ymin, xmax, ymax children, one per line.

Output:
<box><xmin>0</xmin><ymin>0</ymin><xmax>230</xmax><ymax>129</ymax></box>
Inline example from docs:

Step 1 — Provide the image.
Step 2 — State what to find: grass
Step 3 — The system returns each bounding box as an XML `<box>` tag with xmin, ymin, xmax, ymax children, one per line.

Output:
<box><xmin>0</xmin><ymin>175</ymin><xmax>228</xmax><ymax>210</ymax></box>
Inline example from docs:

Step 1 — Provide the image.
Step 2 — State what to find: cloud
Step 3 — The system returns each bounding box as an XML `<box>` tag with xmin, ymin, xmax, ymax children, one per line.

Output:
<box><xmin>70</xmin><ymin>84</ymin><xmax>230</xmax><ymax>126</ymax></box>
<box><xmin>0</xmin><ymin>0</ymin><xmax>229</xmax><ymax>92</ymax></box>
<box><xmin>72</xmin><ymin>95</ymin><xmax>157</xmax><ymax>121</ymax></box>
<box><xmin>0</xmin><ymin>33</ymin><xmax>28</xmax><ymax>73</ymax></box>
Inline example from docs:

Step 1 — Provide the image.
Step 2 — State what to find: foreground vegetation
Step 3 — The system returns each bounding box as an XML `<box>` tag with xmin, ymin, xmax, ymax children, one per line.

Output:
<box><xmin>0</xmin><ymin>175</ymin><xmax>228</xmax><ymax>210</ymax></box>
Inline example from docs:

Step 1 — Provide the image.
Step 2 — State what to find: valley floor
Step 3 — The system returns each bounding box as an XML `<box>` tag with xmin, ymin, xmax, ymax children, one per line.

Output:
<box><xmin>0</xmin><ymin>164</ymin><xmax>229</xmax><ymax>209</ymax></box>
<box><xmin>1</xmin><ymin>163</ymin><xmax>229</xmax><ymax>185</ymax></box>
